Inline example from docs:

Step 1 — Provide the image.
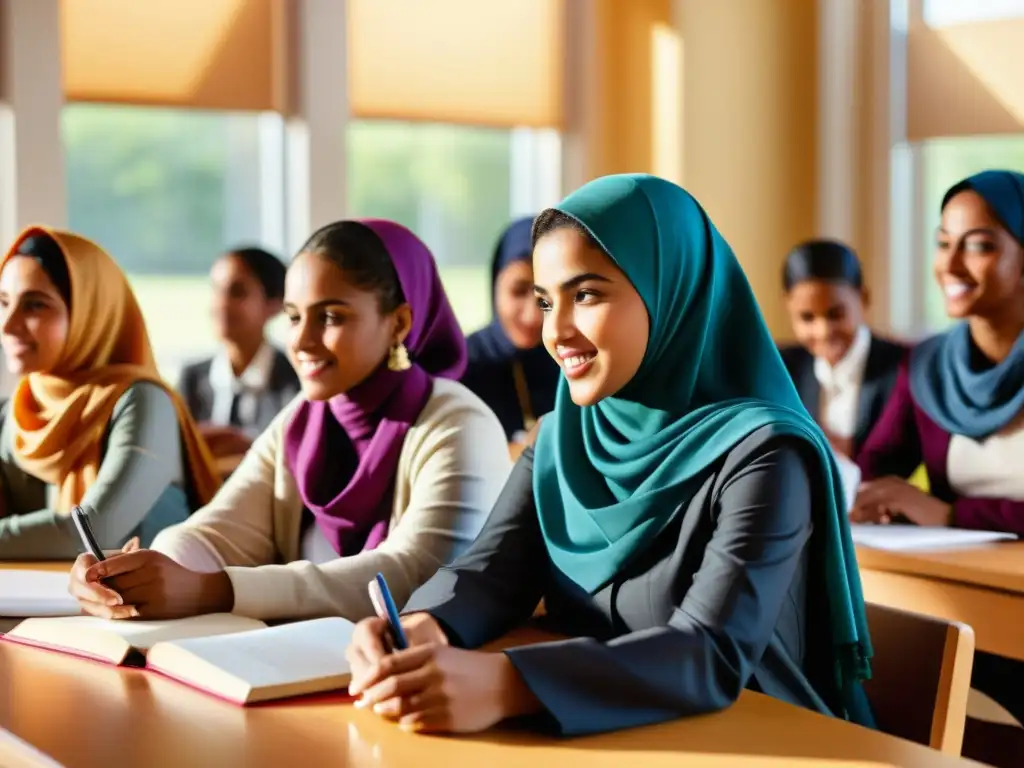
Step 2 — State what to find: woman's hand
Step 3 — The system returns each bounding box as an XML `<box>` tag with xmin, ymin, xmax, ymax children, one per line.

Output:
<box><xmin>350</xmin><ymin>643</ymin><xmax>540</xmax><ymax>733</ymax></box>
<box><xmin>851</xmin><ymin>476</ymin><xmax>952</xmax><ymax>527</ymax></box>
<box><xmin>347</xmin><ymin>612</ymin><xmax>448</xmax><ymax>686</ymax></box>
<box><xmin>69</xmin><ymin>548</ymin><xmax>233</xmax><ymax>620</ymax></box>
<box><xmin>68</xmin><ymin>537</ymin><xmax>140</xmax><ymax>616</ymax></box>
<box><xmin>198</xmin><ymin>424</ymin><xmax>253</xmax><ymax>458</ymax></box>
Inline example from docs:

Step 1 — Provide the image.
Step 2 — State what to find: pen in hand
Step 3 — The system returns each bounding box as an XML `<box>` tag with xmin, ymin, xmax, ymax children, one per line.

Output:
<box><xmin>368</xmin><ymin>572</ymin><xmax>408</xmax><ymax>652</ymax></box>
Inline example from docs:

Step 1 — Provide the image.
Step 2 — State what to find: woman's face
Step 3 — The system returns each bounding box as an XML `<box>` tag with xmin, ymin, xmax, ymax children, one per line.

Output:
<box><xmin>284</xmin><ymin>252</ymin><xmax>411</xmax><ymax>401</ymax></box>
<box><xmin>210</xmin><ymin>254</ymin><xmax>278</xmax><ymax>344</ymax></box>
<box><xmin>935</xmin><ymin>190</ymin><xmax>1024</xmax><ymax>320</ymax></box>
<box><xmin>494</xmin><ymin>260</ymin><xmax>543</xmax><ymax>349</ymax></box>
<box><xmin>533</xmin><ymin>227</ymin><xmax>649</xmax><ymax>406</ymax></box>
<box><xmin>0</xmin><ymin>256</ymin><xmax>70</xmax><ymax>375</ymax></box>
<box><xmin>785</xmin><ymin>280</ymin><xmax>866</xmax><ymax>366</ymax></box>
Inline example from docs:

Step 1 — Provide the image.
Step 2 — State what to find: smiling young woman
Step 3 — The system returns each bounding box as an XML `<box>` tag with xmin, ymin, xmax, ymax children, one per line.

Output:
<box><xmin>776</xmin><ymin>240</ymin><xmax>905</xmax><ymax>461</ymax></box>
<box><xmin>345</xmin><ymin>174</ymin><xmax>873</xmax><ymax>737</ymax></box>
<box><xmin>66</xmin><ymin>219</ymin><xmax>510</xmax><ymax>624</ymax></box>
<box><xmin>0</xmin><ymin>228</ymin><xmax>221</xmax><ymax>559</ymax></box>
<box><xmin>854</xmin><ymin>169</ymin><xmax>1024</xmax><ymax>759</ymax></box>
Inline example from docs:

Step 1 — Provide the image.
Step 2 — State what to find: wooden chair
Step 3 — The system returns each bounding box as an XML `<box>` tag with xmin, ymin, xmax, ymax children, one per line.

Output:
<box><xmin>862</xmin><ymin>601</ymin><xmax>975</xmax><ymax>755</ymax></box>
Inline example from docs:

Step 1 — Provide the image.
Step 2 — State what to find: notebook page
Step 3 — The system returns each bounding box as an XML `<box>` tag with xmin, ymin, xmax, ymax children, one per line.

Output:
<box><xmin>0</xmin><ymin>571</ymin><xmax>80</xmax><ymax>617</ymax></box>
<box><xmin>14</xmin><ymin>613</ymin><xmax>266</xmax><ymax>649</ymax></box>
<box><xmin>155</xmin><ymin>617</ymin><xmax>355</xmax><ymax>689</ymax></box>
<box><xmin>850</xmin><ymin>524</ymin><xmax>1017</xmax><ymax>551</ymax></box>
<box><xmin>831</xmin><ymin>450</ymin><xmax>861</xmax><ymax>514</ymax></box>
<box><xmin>0</xmin><ymin>726</ymin><xmax>64</xmax><ymax>768</ymax></box>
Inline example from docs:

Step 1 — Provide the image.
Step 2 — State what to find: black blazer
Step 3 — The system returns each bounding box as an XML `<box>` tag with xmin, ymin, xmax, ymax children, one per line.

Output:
<box><xmin>178</xmin><ymin>347</ymin><xmax>299</xmax><ymax>436</ymax></box>
<box><xmin>779</xmin><ymin>334</ymin><xmax>905</xmax><ymax>457</ymax></box>
<box><xmin>405</xmin><ymin>429</ymin><xmax>847</xmax><ymax>737</ymax></box>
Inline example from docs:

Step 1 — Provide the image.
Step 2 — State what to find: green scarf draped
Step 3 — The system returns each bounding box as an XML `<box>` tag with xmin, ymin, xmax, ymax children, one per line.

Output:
<box><xmin>532</xmin><ymin>174</ymin><xmax>873</xmax><ymax>721</ymax></box>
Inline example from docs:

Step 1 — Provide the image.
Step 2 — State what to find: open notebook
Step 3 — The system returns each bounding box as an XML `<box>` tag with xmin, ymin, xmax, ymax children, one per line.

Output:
<box><xmin>0</xmin><ymin>571</ymin><xmax>81</xmax><ymax>618</ymax></box>
<box><xmin>849</xmin><ymin>524</ymin><xmax>1017</xmax><ymax>551</ymax></box>
<box><xmin>4</xmin><ymin>614</ymin><xmax>355</xmax><ymax>705</ymax></box>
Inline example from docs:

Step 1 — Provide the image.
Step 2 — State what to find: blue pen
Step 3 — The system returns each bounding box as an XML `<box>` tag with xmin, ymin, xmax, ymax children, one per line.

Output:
<box><xmin>368</xmin><ymin>572</ymin><xmax>408</xmax><ymax>651</ymax></box>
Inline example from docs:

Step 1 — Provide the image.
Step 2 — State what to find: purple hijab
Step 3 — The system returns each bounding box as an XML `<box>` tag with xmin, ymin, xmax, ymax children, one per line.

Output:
<box><xmin>283</xmin><ymin>219</ymin><xmax>467</xmax><ymax>556</ymax></box>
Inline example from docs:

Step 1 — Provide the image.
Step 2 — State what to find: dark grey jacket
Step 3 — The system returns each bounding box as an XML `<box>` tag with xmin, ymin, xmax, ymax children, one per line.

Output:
<box><xmin>178</xmin><ymin>347</ymin><xmax>298</xmax><ymax>436</ymax></box>
<box><xmin>405</xmin><ymin>427</ymin><xmax>844</xmax><ymax>736</ymax></box>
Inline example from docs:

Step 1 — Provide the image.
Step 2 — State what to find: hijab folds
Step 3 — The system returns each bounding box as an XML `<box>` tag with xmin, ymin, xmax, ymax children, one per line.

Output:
<box><xmin>910</xmin><ymin>170</ymin><xmax>1024</xmax><ymax>440</ymax></box>
<box><xmin>2</xmin><ymin>226</ymin><xmax>221</xmax><ymax>513</ymax></box>
<box><xmin>283</xmin><ymin>220</ymin><xmax>466</xmax><ymax>557</ymax></box>
<box><xmin>532</xmin><ymin>175</ymin><xmax>872</xmax><ymax>722</ymax></box>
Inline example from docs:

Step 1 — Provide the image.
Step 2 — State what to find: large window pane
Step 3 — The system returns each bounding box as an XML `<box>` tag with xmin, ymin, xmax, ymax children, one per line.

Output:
<box><xmin>919</xmin><ymin>135</ymin><xmax>1024</xmax><ymax>329</ymax></box>
<box><xmin>62</xmin><ymin>104</ymin><xmax>285</xmax><ymax>380</ymax></box>
<box><xmin>924</xmin><ymin>0</ymin><xmax>1024</xmax><ymax>27</ymax></box>
<box><xmin>347</xmin><ymin>120</ymin><xmax>514</xmax><ymax>334</ymax></box>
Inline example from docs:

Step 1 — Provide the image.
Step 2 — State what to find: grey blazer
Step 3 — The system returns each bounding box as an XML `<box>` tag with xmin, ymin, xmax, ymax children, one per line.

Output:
<box><xmin>405</xmin><ymin>428</ymin><xmax>847</xmax><ymax>736</ymax></box>
<box><xmin>778</xmin><ymin>334</ymin><xmax>906</xmax><ymax>457</ymax></box>
<box><xmin>178</xmin><ymin>347</ymin><xmax>299</xmax><ymax>436</ymax></box>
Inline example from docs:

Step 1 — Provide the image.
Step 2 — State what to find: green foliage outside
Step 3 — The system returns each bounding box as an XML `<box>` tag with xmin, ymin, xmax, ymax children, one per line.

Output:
<box><xmin>62</xmin><ymin>105</ymin><xmax>509</xmax><ymax>376</ymax></box>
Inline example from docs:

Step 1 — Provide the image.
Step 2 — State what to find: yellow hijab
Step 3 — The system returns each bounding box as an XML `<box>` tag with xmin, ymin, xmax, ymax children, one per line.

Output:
<box><xmin>3</xmin><ymin>226</ymin><xmax>222</xmax><ymax>513</ymax></box>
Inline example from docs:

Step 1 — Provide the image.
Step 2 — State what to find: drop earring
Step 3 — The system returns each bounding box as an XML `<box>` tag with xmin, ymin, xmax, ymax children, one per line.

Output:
<box><xmin>387</xmin><ymin>342</ymin><xmax>411</xmax><ymax>372</ymax></box>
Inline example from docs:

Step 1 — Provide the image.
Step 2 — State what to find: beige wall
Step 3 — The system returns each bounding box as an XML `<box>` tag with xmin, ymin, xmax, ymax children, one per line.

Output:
<box><xmin>677</xmin><ymin>0</ymin><xmax>819</xmax><ymax>338</ymax></box>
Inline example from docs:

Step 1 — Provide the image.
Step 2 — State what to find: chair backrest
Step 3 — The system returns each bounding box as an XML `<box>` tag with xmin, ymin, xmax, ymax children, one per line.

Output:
<box><xmin>862</xmin><ymin>601</ymin><xmax>975</xmax><ymax>754</ymax></box>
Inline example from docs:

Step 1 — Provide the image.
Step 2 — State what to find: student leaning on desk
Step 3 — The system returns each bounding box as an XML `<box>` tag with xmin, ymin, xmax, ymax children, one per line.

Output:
<box><xmin>853</xmin><ymin>169</ymin><xmax>1024</xmax><ymax>754</ymax></box>
<box><xmin>346</xmin><ymin>174</ymin><xmax>874</xmax><ymax>737</ymax></box>
<box><xmin>0</xmin><ymin>228</ymin><xmax>221</xmax><ymax>560</ymax></box>
<box><xmin>66</xmin><ymin>219</ymin><xmax>510</xmax><ymax>623</ymax></box>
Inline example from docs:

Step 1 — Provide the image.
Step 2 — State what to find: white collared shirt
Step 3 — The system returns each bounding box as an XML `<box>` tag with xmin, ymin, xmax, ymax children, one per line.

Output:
<box><xmin>208</xmin><ymin>342</ymin><xmax>275</xmax><ymax>435</ymax></box>
<box><xmin>813</xmin><ymin>325</ymin><xmax>871</xmax><ymax>439</ymax></box>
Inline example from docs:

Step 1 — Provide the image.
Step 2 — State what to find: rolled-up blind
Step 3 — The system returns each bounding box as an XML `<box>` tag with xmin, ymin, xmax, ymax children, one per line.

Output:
<box><xmin>348</xmin><ymin>0</ymin><xmax>565</xmax><ymax>129</ymax></box>
<box><xmin>907</xmin><ymin>17</ymin><xmax>1024</xmax><ymax>140</ymax></box>
<box><xmin>60</xmin><ymin>0</ymin><xmax>292</xmax><ymax>112</ymax></box>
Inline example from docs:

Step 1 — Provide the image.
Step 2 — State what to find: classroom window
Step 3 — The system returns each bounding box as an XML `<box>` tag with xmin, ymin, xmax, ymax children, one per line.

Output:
<box><xmin>62</xmin><ymin>104</ymin><xmax>287</xmax><ymax>381</ymax></box>
<box><xmin>347</xmin><ymin>120</ymin><xmax>561</xmax><ymax>335</ymax></box>
<box><xmin>923</xmin><ymin>0</ymin><xmax>1024</xmax><ymax>27</ymax></box>
<box><xmin>917</xmin><ymin>136</ymin><xmax>1024</xmax><ymax>330</ymax></box>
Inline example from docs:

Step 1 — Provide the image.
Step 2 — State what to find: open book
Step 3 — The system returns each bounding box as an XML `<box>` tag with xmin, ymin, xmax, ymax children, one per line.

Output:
<box><xmin>4</xmin><ymin>613</ymin><xmax>355</xmax><ymax>705</ymax></box>
<box><xmin>5</xmin><ymin>613</ymin><xmax>267</xmax><ymax>665</ymax></box>
<box><xmin>147</xmin><ymin>617</ymin><xmax>355</xmax><ymax>705</ymax></box>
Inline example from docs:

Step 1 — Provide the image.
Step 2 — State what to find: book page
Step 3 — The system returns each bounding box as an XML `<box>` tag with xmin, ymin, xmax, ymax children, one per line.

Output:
<box><xmin>0</xmin><ymin>571</ymin><xmax>80</xmax><ymax>618</ymax></box>
<box><xmin>832</xmin><ymin>450</ymin><xmax>861</xmax><ymax>514</ymax></box>
<box><xmin>149</xmin><ymin>617</ymin><xmax>355</xmax><ymax>701</ymax></box>
<box><xmin>850</xmin><ymin>523</ymin><xmax>1017</xmax><ymax>552</ymax></box>
<box><xmin>0</xmin><ymin>727</ymin><xmax>64</xmax><ymax>768</ymax></box>
<box><xmin>9</xmin><ymin>613</ymin><xmax>266</xmax><ymax>656</ymax></box>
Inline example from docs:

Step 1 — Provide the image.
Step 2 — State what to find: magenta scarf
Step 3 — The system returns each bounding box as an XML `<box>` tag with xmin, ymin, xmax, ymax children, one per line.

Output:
<box><xmin>283</xmin><ymin>219</ymin><xmax>467</xmax><ymax>556</ymax></box>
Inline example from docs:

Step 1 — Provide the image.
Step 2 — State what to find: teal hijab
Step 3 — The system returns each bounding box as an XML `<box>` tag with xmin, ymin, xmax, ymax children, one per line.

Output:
<box><xmin>532</xmin><ymin>174</ymin><xmax>872</xmax><ymax>720</ymax></box>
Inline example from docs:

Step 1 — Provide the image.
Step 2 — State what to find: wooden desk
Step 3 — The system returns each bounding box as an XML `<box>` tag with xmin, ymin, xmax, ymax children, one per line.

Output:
<box><xmin>857</xmin><ymin>542</ymin><xmax>1024</xmax><ymax>661</ymax></box>
<box><xmin>0</xmin><ymin>563</ymin><xmax>71</xmax><ymax>573</ymax></box>
<box><xmin>0</xmin><ymin>638</ymin><xmax>985</xmax><ymax>768</ymax></box>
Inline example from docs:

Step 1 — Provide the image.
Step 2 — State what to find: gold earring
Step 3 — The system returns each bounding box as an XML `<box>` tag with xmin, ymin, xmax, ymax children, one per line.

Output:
<box><xmin>387</xmin><ymin>342</ymin><xmax>411</xmax><ymax>372</ymax></box>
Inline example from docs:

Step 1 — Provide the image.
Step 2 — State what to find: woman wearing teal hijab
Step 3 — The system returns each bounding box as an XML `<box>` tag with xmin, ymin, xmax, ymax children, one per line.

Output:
<box><xmin>346</xmin><ymin>174</ymin><xmax>873</xmax><ymax>736</ymax></box>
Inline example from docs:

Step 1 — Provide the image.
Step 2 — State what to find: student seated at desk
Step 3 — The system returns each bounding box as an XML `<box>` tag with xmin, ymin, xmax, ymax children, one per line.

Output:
<box><xmin>778</xmin><ymin>239</ymin><xmax>904</xmax><ymax>460</ymax></box>
<box><xmin>178</xmin><ymin>247</ymin><xmax>299</xmax><ymax>460</ymax></box>
<box><xmin>345</xmin><ymin>175</ymin><xmax>873</xmax><ymax>737</ymax></box>
<box><xmin>462</xmin><ymin>217</ymin><xmax>559</xmax><ymax>449</ymax></box>
<box><xmin>0</xmin><ymin>228</ymin><xmax>221</xmax><ymax>559</ymax></box>
<box><xmin>854</xmin><ymin>169</ymin><xmax>1024</xmax><ymax>745</ymax></box>
<box><xmin>68</xmin><ymin>220</ymin><xmax>509</xmax><ymax>622</ymax></box>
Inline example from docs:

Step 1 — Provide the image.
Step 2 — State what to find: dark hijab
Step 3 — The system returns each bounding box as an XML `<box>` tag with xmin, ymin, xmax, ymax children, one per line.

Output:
<box><xmin>910</xmin><ymin>170</ymin><xmax>1024</xmax><ymax>439</ymax></box>
<box><xmin>463</xmin><ymin>217</ymin><xmax>559</xmax><ymax>440</ymax></box>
